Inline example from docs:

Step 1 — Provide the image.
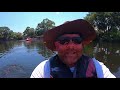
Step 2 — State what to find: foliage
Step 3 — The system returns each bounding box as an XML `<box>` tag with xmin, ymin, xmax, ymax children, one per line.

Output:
<box><xmin>0</xmin><ymin>18</ymin><xmax>56</xmax><ymax>41</ymax></box>
<box><xmin>84</xmin><ymin>12</ymin><xmax>120</xmax><ymax>42</ymax></box>
<box><xmin>23</xmin><ymin>27</ymin><xmax>35</xmax><ymax>38</ymax></box>
<box><xmin>35</xmin><ymin>18</ymin><xmax>55</xmax><ymax>36</ymax></box>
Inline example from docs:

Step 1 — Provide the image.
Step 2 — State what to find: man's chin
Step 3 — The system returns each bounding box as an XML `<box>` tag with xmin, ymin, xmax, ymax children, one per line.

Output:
<box><xmin>64</xmin><ymin>57</ymin><xmax>78</xmax><ymax>63</ymax></box>
<box><xmin>65</xmin><ymin>55</ymin><xmax>77</xmax><ymax>60</ymax></box>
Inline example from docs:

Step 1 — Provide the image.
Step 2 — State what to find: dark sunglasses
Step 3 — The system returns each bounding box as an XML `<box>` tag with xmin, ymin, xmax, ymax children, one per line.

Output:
<box><xmin>56</xmin><ymin>37</ymin><xmax>83</xmax><ymax>45</ymax></box>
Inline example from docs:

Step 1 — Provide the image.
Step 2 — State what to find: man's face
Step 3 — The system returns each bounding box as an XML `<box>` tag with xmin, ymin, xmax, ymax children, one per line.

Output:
<box><xmin>54</xmin><ymin>34</ymin><xmax>83</xmax><ymax>67</ymax></box>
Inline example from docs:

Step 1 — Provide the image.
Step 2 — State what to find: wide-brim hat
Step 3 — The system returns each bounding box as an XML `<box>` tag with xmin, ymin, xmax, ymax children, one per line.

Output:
<box><xmin>43</xmin><ymin>19</ymin><xmax>96</xmax><ymax>51</ymax></box>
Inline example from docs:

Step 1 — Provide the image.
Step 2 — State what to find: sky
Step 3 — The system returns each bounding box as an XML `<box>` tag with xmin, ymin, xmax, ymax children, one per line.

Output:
<box><xmin>0</xmin><ymin>12</ymin><xmax>88</xmax><ymax>33</ymax></box>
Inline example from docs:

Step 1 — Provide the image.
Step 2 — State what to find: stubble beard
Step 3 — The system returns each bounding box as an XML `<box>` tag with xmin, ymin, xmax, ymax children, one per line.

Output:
<box><xmin>58</xmin><ymin>49</ymin><xmax>83</xmax><ymax>67</ymax></box>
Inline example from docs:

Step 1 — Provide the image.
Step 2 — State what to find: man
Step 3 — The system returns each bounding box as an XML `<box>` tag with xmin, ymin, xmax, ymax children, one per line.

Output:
<box><xmin>30</xmin><ymin>19</ymin><xmax>116</xmax><ymax>78</ymax></box>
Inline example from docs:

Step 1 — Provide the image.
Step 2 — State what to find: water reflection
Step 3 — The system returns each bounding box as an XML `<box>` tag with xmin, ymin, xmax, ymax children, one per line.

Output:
<box><xmin>0</xmin><ymin>40</ymin><xmax>120</xmax><ymax>78</ymax></box>
<box><xmin>0</xmin><ymin>41</ymin><xmax>23</xmax><ymax>58</ymax></box>
<box><xmin>84</xmin><ymin>42</ymin><xmax>120</xmax><ymax>77</ymax></box>
<box><xmin>23</xmin><ymin>40</ymin><xmax>54</xmax><ymax>58</ymax></box>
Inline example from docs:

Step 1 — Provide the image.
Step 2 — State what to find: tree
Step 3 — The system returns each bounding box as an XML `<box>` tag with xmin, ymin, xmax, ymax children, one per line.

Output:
<box><xmin>84</xmin><ymin>12</ymin><xmax>120</xmax><ymax>41</ymax></box>
<box><xmin>23</xmin><ymin>27</ymin><xmax>35</xmax><ymax>38</ymax></box>
<box><xmin>0</xmin><ymin>27</ymin><xmax>11</xmax><ymax>40</ymax></box>
<box><xmin>35</xmin><ymin>18</ymin><xmax>55</xmax><ymax>36</ymax></box>
<box><xmin>13</xmin><ymin>32</ymin><xmax>23</xmax><ymax>40</ymax></box>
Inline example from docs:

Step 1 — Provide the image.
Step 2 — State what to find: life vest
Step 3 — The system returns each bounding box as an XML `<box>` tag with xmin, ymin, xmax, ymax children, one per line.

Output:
<box><xmin>50</xmin><ymin>54</ymin><xmax>97</xmax><ymax>78</ymax></box>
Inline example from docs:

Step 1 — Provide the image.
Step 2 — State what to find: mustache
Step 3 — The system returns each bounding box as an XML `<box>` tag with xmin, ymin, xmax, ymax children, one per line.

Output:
<box><xmin>64</xmin><ymin>48</ymin><xmax>81</xmax><ymax>53</ymax></box>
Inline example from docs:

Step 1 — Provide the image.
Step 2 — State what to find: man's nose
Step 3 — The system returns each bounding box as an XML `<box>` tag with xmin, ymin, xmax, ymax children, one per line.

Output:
<box><xmin>66</xmin><ymin>40</ymin><xmax>75</xmax><ymax>49</ymax></box>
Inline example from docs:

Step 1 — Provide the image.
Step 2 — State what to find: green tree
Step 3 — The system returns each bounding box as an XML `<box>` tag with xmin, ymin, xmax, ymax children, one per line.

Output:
<box><xmin>84</xmin><ymin>12</ymin><xmax>120</xmax><ymax>41</ymax></box>
<box><xmin>23</xmin><ymin>27</ymin><xmax>35</xmax><ymax>38</ymax></box>
<box><xmin>8</xmin><ymin>30</ymin><xmax>14</xmax><ymax>40</ymax></box>
<box><xmin>35</xmin><ymin>18</ymin><xmax>55</xmax><ymax>36</ymax></box>
<box><xmin>12</xmin><ymin>32</ymin><xmax>23</xmax><ymax>40</ymax></box>
<box><xmin>15</xmin><ymin>32</ymin><xmax>23</xmax><ymax>40</ymax></box>
<box><xmin>0</xmin><ymin>27</ymin><xmax>11</xmax><ymax>40</ymax></box>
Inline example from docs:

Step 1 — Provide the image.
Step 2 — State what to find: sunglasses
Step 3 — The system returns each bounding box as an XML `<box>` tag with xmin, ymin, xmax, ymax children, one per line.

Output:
<box><xmin>56</xmin><ymin>37</ymin><xmax>83</xmax><ymax>45</ymax></box>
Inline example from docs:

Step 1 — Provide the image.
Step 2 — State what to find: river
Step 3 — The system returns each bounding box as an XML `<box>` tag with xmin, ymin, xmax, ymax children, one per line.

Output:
<box><xmin>0</xmin><ymin>40</ymin><xmax>120</xmax><ymax>78</ymax></box>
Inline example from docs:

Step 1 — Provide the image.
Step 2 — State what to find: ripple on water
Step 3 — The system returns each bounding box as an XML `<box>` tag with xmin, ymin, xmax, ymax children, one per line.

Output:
<box><xmin>0</xmin><ymin>64</ymin><xmax>28</xmax><ymax>78</ymax></box>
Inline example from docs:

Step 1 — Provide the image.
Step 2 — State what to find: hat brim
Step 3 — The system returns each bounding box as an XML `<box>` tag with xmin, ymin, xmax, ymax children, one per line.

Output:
<box><xmin>43</xmin><ymin>19</ymin><xmax>96</xmax><ymax>51</ymax></box>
